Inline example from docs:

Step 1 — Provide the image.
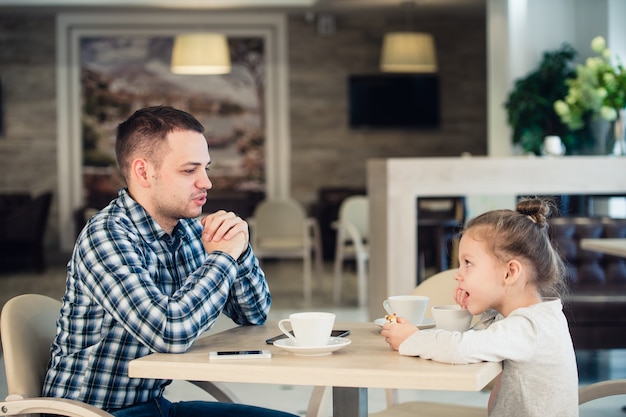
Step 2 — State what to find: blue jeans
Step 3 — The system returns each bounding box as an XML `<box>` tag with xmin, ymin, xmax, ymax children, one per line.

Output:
<box><xmin>110</xmin><ymin>396</ymin><xmax>298</xmax><ymax>417</ymax></box>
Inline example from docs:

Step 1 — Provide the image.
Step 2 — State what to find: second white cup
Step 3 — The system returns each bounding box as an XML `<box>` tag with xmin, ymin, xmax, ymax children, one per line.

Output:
<box><xmin>431</xmin><ymin>304</ymin><xmax>473</xmax><ymax>332</ymax></box>
<box><xmin>278</xmin><ymin>312</ymin><xmax>336</xmax><ymax>347</ymax></box>
<box><xmin>383</xmin><ymin>295</ymin><xmax>429</xmax><ymax>324</ymax></box>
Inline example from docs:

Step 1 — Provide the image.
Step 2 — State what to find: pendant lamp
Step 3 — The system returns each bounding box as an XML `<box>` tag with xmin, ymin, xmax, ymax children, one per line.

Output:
<box><xmin>380</xmin><ymin>31</ymin><xmax>437</xmax><ymax>73</ymax></box>
<box><xmin>171</xmin><ymin>33</ymin><xmax>231</xmax><ymax>75</ymax></box>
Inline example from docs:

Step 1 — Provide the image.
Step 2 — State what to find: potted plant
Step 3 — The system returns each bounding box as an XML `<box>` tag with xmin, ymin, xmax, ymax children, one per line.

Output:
<box><xmin>554</xmin><ymin>36</ymin><xmax>626</xmax><ymax>155</ymax></box>
<box><xmin>505</xmin><ymin>44</ymin><xmax>585</xmax><ymax>155</ymax></box>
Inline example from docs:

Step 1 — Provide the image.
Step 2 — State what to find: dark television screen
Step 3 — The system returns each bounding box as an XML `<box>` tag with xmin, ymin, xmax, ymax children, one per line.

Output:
<box><xmin>348</xmin><ymin>73</ymin><xmax>440</xmax><ymax>129</ymax></box>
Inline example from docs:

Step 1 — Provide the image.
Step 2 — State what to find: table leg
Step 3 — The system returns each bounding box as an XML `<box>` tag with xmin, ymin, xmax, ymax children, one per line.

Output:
<box><xmin>332</xmin><ymin>386</ymin><xmax>367</xmax><ymax>417</ymax></box>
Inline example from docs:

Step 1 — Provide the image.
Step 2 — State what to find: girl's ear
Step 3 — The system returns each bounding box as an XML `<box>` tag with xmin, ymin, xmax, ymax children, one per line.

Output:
<box><xmin>504</xmin><ymin>259</ymin><xmax>523</xmax><ymax>284</ymax></box>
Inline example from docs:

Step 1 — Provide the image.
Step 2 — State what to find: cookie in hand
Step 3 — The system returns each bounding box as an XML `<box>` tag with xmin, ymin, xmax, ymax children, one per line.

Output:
<box><xmin>385</xmin><ymin>313</ymin><xmax>397</xmax><ymax>323</ymax></box>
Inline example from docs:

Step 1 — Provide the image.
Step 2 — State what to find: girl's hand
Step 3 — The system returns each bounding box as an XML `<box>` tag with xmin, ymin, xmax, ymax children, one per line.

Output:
<box><xmin>380</xmin><ymin>317</ymin><xmax>418</xmax><ymax>350</ymax></box>
<box><xmin>455</xmin><ymin>287</ymin><xmax>469</xmax><ymax>309</ymax></box>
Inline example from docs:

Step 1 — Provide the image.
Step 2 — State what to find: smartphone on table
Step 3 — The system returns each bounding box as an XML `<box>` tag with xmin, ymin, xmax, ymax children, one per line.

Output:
<box><xmin>209</xmin><ymin>350</ymin><xmax>272</xmax><ymax>361</ymax></box>
<box><xmin>265</xmin><ymin>329</ymin><xmax>350</xmax><ymax>345</ymax></box>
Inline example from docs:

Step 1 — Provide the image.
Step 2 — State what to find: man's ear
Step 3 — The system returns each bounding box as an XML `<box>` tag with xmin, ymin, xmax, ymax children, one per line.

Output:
<box><xmin>131</xmin><ymin>158</ymin><xmax>151</xmax><ymax>188</ymax></box>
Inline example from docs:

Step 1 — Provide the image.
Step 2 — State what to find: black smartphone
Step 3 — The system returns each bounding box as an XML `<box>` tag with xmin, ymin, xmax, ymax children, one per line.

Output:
<box><xmin>265</xmin><ymin>329</ymin><xmax>350</xmax><ymax>345</ymax></box>
<box><xmin>209</xmin><ymin>350</ymin><xmax>272</xmax><ymax>360</ymax></box>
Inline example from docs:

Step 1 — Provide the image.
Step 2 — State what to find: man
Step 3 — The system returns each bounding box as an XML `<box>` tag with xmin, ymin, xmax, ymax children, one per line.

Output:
<box><xmin>43</xmin><ymin>106</ymin><xmax>296</xmax><ymax>417</ymax></box>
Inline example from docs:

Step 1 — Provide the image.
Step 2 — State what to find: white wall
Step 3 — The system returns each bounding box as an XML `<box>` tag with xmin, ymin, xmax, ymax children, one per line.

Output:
<box><xmin>607</xmin><ymin>0</ymin><xmax>626</xmax><ymax>61</ymax></box>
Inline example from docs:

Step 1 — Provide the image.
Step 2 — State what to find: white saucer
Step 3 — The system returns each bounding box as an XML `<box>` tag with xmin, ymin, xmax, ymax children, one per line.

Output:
<box><xmin>273</xmin><ymin>336</ymin><xmax>351</xmax><ymax>356</ymax></box>
<box><xmin>374</xmin><ymin>317</ymin><xmax>435</xmax><ymax>329</ymax></box>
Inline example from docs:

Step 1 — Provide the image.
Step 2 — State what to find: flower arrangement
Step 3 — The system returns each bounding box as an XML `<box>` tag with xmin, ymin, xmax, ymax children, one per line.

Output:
<box><xmin>504</xmin><ymin>44</ymin><xmax>579</xmax><ymax>155</ymax></box>
<box><xmin>554</xmin><ymin>36</ymin><xmax>626</xmax><ymax>131</ymax></box>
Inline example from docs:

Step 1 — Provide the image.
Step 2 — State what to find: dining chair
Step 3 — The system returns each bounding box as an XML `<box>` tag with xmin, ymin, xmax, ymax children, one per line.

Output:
<box><xmin>249</xmin><ymin>198</ymin><xmax>323</xmax><ymax>304</ymax></box>
<box><xmin>579</xmin><ymin>379</ymin><xmax>626</xmax><ymax>404</ymax></box>
<box><xmin>417</xmin><ymin>197</ymin><xmax>465</xmax><ymax>283</ymax></box>
<box><xmin>411</xmin><ymin>267</ymin><xmax>459</xmax><ymax>319</ymax></box>
<box><xmin>0</xmin><ymin>294</ymin><xmax>240</xmax><ymax>417</ymax></box>
<box><xmin>332</xmin><ymin>195</ymin><xmax>369</xmax><ymax>307</ymax></box>
<box><xmin>579</xmin><ymin>378</ymin><xmax>626</xmax><ymax>413</ymax></box>
<box><xmin>0</xmin><ymin>294</ymin><xmax>113</xmax><ymax>417</ymax></box>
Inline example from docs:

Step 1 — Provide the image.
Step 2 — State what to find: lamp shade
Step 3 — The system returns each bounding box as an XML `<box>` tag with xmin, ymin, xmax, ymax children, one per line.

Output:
<box><xmin>171</xmin><ymin>33</ymin><xmax>231</xmax><ymax>75</ymax></box>
<box><xmin>380</xmin><ymin>32</ymin><xmax>437</xmax><ymax>73</ymax></box>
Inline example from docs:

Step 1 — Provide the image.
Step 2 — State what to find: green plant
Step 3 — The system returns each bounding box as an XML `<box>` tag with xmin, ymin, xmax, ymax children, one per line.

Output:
<box><xmin>554</xmin><ymin>36</ymin><xmax>626</xmax><ymax>130</ymax></box>
<box><xmin>505</xmin><ymin>44</ymin><xmax>583</xmax><ymax>155</ymax></box>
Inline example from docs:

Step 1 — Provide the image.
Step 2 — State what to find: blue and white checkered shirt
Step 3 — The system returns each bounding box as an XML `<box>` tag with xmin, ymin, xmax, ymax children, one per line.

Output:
<box><xmin>42</xmin><ymin>188</ymin><xmax>271</xmax><ymax>410</ymax></box>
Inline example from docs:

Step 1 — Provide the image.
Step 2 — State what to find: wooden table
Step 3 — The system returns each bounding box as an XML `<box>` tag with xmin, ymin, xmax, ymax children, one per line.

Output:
<box><xmin>129</xmin><ymin>321</ymin><xmax>501</xmax><ymax>416</ymax></box>
<box><xmin>580</xmin><ymin>238</ymin><xmax>626</xmax><ymax>258</ymax></box>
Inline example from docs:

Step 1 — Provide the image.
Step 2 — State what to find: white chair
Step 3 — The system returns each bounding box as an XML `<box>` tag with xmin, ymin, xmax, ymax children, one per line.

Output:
<box><xmin>0</xmin><ymin>294</ymin><xmax>240</xmax><ymax>417</ymax></box>
<box><xmin>411</xmin><ymin>267</ymin><xmax>459</xmax><ymax>319</ymax></box>
<box><xmin>332</xmin><ymin>195</ymin><xmax>368</xmax><ymax>307</ymax></box>
<box><xmin>249</xmin><ymin>198</ymin><xmax>323</xmax><ymax>304</ymax></box>
<box><xmin>579</xmin><ymin>379</ymin><xmax>626</xmax><ymax>405</ymax></box>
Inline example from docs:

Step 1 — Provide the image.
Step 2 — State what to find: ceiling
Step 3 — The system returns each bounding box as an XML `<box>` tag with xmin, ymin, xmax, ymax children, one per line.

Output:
<box><xmin>0</xmin><ymin>0</ymin><xmax>485</xmax><ymax>13</ymax></box>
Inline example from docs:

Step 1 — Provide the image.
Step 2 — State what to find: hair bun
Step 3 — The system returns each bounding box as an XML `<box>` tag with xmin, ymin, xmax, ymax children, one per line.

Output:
<box><xmin>516</xmin><ymin>197</ymin><xmax>554</xmax><ymax>228</ymax></box>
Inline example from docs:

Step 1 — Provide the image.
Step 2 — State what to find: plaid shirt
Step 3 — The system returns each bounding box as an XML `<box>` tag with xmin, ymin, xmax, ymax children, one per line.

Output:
<box><xmin>42</xmin><ymin>188</ymin><xmax>271</xmax><ymax>410</ymax></box>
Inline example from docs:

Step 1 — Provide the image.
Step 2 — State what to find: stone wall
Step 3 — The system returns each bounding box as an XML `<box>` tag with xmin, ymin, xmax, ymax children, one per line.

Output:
<box><xmin>0</xmin><ymin>9</ymin><xmax>486</xmax><ymax>254</ymax></box>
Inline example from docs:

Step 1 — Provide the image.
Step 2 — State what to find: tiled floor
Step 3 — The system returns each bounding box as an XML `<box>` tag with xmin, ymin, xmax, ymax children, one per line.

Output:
<box><xmin>1</xmin><ymin>257</ymin><xmax>626</xmax><ymax>416</ymax></box>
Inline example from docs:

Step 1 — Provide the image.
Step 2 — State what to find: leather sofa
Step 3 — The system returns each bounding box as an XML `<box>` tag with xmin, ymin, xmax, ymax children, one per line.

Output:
<box><xmin>549</xmin><ymin>217</ymin><xmax>626</xmax><ymax>350</ymax></box>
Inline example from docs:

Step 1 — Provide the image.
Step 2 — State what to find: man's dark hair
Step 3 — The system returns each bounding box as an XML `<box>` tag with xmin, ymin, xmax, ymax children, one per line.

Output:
<box><xmin>115</xmin><ymin>105</ymin><xmax>205</xmax><ymax>180</ymax></box>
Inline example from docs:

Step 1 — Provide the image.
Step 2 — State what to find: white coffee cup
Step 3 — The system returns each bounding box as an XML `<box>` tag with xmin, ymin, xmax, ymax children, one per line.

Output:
<box><xmin>278</xmin><ymin>312</ymin><xmax>336</xmax><ymax>347</ymax></box>
<box><xmin>383</xmin><ymin>295</ymin><xmax>429</xmax><ymax>324</ymax></box>
<box><xmin>431</xmin><ymin>304</ymin><xmax>473</xmax><ymax>332</ymax></box>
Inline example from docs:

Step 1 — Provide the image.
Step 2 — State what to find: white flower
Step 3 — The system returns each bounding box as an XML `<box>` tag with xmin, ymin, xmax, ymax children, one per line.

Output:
<box><xmin>591</xmin><ymin>36</ymin><xmax>606</xmax><ymax>53</ymax></box>
<box><xmin>600</xmin><ymin>105</ymin><xmax>617</xmax><ymax>121</ymax></box>
<box><xmin>554</xmin><ymin>36</ymin><xmax>626</xmax><ymax>130</ymax></box>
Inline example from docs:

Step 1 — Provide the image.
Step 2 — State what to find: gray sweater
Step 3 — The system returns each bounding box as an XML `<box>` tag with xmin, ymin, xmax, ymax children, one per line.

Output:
<box><xmin>398</xmin><ymin>298</ymin><xmax>579</xmax><ymax>417</ymax></box>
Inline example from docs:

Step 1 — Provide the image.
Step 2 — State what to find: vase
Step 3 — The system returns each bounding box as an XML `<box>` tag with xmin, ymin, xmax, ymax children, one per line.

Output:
<box><xmin>587</xmin><ymin>116</ymin><xmax>611</xmax><ymax>155</ymax></box>
<box><xmin>542</xmin><ymin>135</ymin><xmax>565</xmax><ymax>156</ymax></box>
<box><xmin>611</xmin><ymin>109</ymin><xmax>626</xmax><ymax>156</ymax></box>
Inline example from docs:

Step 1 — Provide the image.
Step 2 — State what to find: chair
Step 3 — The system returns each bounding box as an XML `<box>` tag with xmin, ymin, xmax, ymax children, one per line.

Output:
<box><xmin>417</xmin><ymin>197</ymin><xmax>465</xmax><ymax>283</ymax></box>
<box><xmin>249</xmin><ymin>198</ymin><xmax>323</xmax><ymax>304</ymax></box>
<box><xmin>411</xmin><ymin>267</ymin><xmax>459</xmax><ymax>319</ymax></box>
<box><xmin>0</xmin><ymin>191</ymin><xmax>53</xmax><ymax>272</ymax></box>
<box><xmin>0</xmin><ymin>294</ymin><xmax>112</xmax><ymax>417</ymax></box>
<box><xmin>579</xmin><ymin>379</ymin><xmax>626</xmax><ymax>406</ymax></box>
<box><xmin>0</xmin><ymin>294</ymin><xmax>240</xmax><ymax>417</ymax></box>
<box><xmin>332</xmin><ymin>195</ymin><xmax>368</xmax><ymax>307</ymax></box>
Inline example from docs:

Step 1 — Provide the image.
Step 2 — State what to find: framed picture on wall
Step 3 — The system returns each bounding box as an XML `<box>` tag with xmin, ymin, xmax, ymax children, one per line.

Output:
<box><xmin>79</xmin><ymin>35</ymin><xmax>267</xmax><ymax>208</ymax></box>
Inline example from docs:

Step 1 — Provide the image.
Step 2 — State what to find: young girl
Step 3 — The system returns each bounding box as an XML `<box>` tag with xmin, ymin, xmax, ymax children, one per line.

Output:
<box><xmin>381</xmin><ymin>198</ymin><xmax>579</xmax><ymax>417</ymax></box>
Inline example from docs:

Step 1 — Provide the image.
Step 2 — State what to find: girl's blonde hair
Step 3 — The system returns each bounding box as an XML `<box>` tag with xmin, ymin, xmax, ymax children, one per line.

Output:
<box><xmin>463</xmin><ymin>197</ymin><xmax>567</xmax><ymax>297</ymax></box>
